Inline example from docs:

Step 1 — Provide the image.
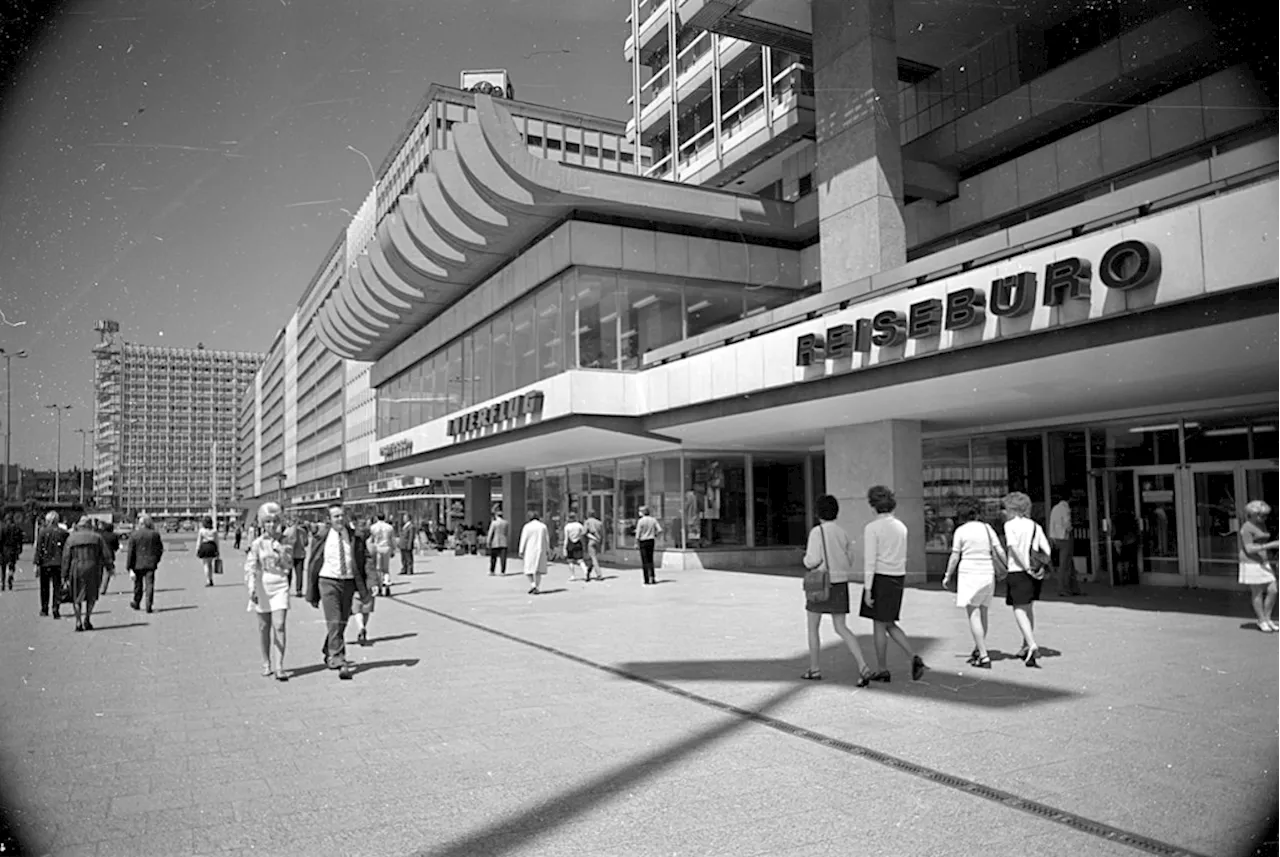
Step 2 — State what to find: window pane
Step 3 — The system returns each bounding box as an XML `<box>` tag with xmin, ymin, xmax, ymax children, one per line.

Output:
<box><xmin>513</xmin><ymin>298</ymin><xmax>536</xmax><ymax>388</ymax></box>
<box><xmin>575</xmin><ymin>271</ymin><xmax>618</xmax><ymax>369</ymax></box>
<box><xmin>446</xmin><ymin>342</ymin><xmax>462</xmax><ymax>413</ymax></box>
<box><xmin>408</xmin><ymin>362</ymin><xmax>423</xmax><ymax>427</ymax></box>
<box><xmin>536</xmin><ymin>280</ymin><xmax>564</xmax><ymax>380</ymax></box>
<box><xmin>685</xmin><ymin>285</ymin><xmax>744</xmax><ymax>338</ymax></box>
<box><xmin>561</xmin><ymin>271</ymin><xmax>578</xmax><ymax>370</ymax></box>
<box><xmin>491</xmin><ymin>312</ymin><xmax>513</xmax><ymax>397</ymax></box>
<box><xmin>461</xmin><ymin>334</ymin><xmax>474</xmax><ymax>408</ymax></box>
<box><xmin>971</xmin><ymin>436</ymin><xmax>1008</xmax><ymax>523</ymax></box>
<box><xmin>620</xmin><ymin>275</ymin><xmax>684</xmax><ymax>369</ymax></box>
<box><xmin>617</xmin><ymin>459</ymin><xmax>644</xmax><ymax>550</ymax></box>
<box><xmin>647</xmin><ymin>456</ymin><xmax>683</xmax><ymax>549</ymax></box>
<box><xmin>752</xmin><ymin>457</ymin><xmax>806</xmax><ymax>547</ymax></box>
<box><xmin>543</xmin><ymin>468</ymin><xmax>565</xmax><ymax>547</ymax></box>
<box><xmin>430</xmin><ymin>354</ymin><xmax>446</xmax><ymax>422</ymax></box>
<box><xmin>685</xmin><ymin>456</ymin><xmax>747</xmax><ymax>547</ymax></box>
<box><xmin>566</xmin><ymin>465</ymin><xmax>589</xmax><ymax>517</ymax></box>
<box><xmin>472</xmin><ymin>323</ymin><xmax>492</xmax><ymax>404</ymax></box>
<box><xmin>526</xmin><ymin>470</ymin><xmax>544</xmax><ymax>520</ymax></box>
<box><xmin>923</xmin><ymin>438</ymin><xmax>969</xmax><ymax>551</ymax></box>
<box><xmin>1184</xmin><ymin>419</ymin><xmax>1252</xmax><ymax>464</ymax></box>
<box><xmin>1096</xmin><ymin>421</ymin><xmax>1180</xmax><ymax>467</ymax></box>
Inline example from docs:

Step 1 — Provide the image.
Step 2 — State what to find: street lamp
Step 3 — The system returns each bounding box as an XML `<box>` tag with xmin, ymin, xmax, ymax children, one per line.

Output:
<box><xmin>0</xmin><ymin>347</ymin><xmax>28</xmax><ymax>501</ymax></box>
<box><xmin>74</xmin><ymin>428</ymin><xmax>93</xmax><ymax>506</ymax></box>
<box><xmin>346</xmin><ymin>145</ymin><xmax>377</xmax><ymax>183</ymax></box>
<box><xmin>44</xmin><ymin>404</ymin><xmax>72</xmax><ymax>504</ymax></box>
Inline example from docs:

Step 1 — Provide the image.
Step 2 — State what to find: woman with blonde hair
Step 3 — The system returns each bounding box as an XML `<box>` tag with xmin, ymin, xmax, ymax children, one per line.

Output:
<box><xmin>1001</xmin><ymin>492</ymin><xmax>1052</xmax><ymax>667</ymax></box>
<box><xmin>1238</xmin><ymin>500</ymin><xmax>1279</xmax><ymax>632</ymax></box>
<box><xmin>942</xmin><ymin>498</ymin><xmax>1006</xmax><ymax>669</ymax></box>
<box><xmin>245</xmin><ymin>502</ymin><xmax>291</xmax><ymax>680</ymax></box>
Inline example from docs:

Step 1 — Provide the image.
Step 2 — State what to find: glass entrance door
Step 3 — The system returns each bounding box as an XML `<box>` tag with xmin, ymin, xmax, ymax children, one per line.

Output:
<box><xmin>584</xmin><ymin>491</ymin><xmax>615</xmax><ymax>553</ymax></box>
<box><xmin>1133</xmin><ymin>468</ymin><xmax>1184</xmax><ymax>585</ymax></box>
<box><xmin>1189</xmin><ymin>462</ymin><xmax>1279</xmax><ymax>589</ymax></box>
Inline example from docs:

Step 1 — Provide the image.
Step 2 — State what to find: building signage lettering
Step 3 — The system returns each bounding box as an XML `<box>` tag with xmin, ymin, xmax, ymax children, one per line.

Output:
<box><xmin>447</xmin><ymin>390</ymin><xmax>545</xmax><ymax>437</ymax></box>
<box><xmin>290</xmin><ymin>488</ymin><xmax>342</xmax><ymax>505</ymax></box>
<box><xmin>369</xmin><ymin>475</ymin><xmax>426</xmax><ymax>493</ymax></box>
<box><xmin>379</xmin><ymin>439</ymin><xmax>414</xmax><ymax>461</ymax></box>
<box><xmin>795</xmin><ymin>240</ymin><xmax>1160</xmax><ymax>366</ymax></box>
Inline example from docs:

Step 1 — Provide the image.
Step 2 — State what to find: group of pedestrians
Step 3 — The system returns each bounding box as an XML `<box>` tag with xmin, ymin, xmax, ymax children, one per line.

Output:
<box><xmin>505</xmin><ymin>505</ymin><xmax>662</xmax><ymax>594</ymax></box>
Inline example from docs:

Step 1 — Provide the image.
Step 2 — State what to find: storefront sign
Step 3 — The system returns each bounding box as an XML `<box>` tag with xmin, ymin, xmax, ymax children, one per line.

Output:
<box><xmin>447</xmin><ymin>390</ymin><xmax>545</xmax><ymax>437</ymax></box>
<box><xmin>379</xmin><ymin>439</ymin><xmax>414</xmax><ymax>461</ymax></box>
<box><xmin>290</xmin><ymin>487</ymin><xmax>343</xmax><ymax>506</ymax></box>
<box><xmin>795</xmin><ymin>240</ymin><xmax>1161</xmax><ymax>366</ymax></box>
<box><xmin>369</xmin><ymin>475</ymin><xmax>426</xmax><ymax>493</ymax></box>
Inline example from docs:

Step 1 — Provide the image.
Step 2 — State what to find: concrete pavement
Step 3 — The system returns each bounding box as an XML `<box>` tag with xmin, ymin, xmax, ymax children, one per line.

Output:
<box><xmin>0</xmin><ymin>541</ymin><xmax>1274</xmax><ymax>857</ymax></box>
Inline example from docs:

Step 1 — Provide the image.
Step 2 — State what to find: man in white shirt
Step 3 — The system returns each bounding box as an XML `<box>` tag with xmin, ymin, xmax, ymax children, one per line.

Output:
<box><xmin>635</xmin><ymin>507</ymin><xmax>662</xmax><ymax>585</ymax></box>
<box><xmin>367</xmin><ymin>513</ymin><xmax>396</xmax><ymax>597</ymax></box>
<box><xmin>305</xmin><ymin>505</ymin><xmax>370</xmax><ymax>679</ymax></box>
<box><xmin>1048</xmin><ymin>490</ymin><xmax>1080</xmax><ymax>596</ymax></box>
<box><xmin>583</xmin><ymin>511</ymin><xmax>604</xmax><ymax>582</ymax></box>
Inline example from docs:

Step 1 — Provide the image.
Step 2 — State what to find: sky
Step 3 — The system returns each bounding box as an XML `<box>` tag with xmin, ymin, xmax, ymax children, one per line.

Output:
<box><xmin>0</xmin><ymin>0</ymin><xmax>633</xmax><ymax>471</ymax></box>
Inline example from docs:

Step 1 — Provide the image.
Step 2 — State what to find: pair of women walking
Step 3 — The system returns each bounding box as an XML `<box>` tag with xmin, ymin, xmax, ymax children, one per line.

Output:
<box><xmin>802</xmin><ymin>486</ymin><xmax>926</xmax><ymax>686</ymax></box>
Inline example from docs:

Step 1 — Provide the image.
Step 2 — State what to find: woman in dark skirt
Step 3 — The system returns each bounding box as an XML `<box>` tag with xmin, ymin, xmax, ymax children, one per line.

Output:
<box><xmin>859</xmin><ymin>486</ymin><xmax>927</xmax><ymax>682</ymax></box>
<box><xmin>1001</xmin><ymin>492</ymin><xmax>1051</xmax><ymax>667</ymax></box>
<box><xmin>802</xmin><ymin>495</ymin><xmax>872</xmax><ymax>686</ymax></box>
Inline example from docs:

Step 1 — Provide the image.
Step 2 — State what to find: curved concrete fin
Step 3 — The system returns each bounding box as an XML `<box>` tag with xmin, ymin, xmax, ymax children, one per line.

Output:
<box><xmin>355</xmin><ymin>255</ymin><xmax>414</xmax><ymax>313</ymax></box>
<box><xmin>345</xmin><ymin>263</ymin><xmax>403</xmax><ymax>323</ymax></box>
<box><xmin>431</xmin><ymin>149</ymin><xmax>509</xmax><ymax>235</ymax></box>
<box><xmin>474</xmin><ymin>93</ymin><xmax>793</xmax><ymax>234</ymax></box>
<box><xmin>314</xmin><ymin>311</ymin><xmax>361</xmax><ymax>359</ymax></box>
<box><xmin>385</xmin><ymin>213</ymin><xmax>457</xmax><ymax>288</ymax></box>
<box><xmin>368</xmin><ymin>231</ymin><xmax>432</xmax><ymax>302</ymax></box>
<box><xmin>372</xmin><ymin>225</ymin><xmax>448</xmax><ymax>295</ymax></box>
<box><xmin>317</xmin><ymin>306</ymin><xmax>367</xmax><ymax>355</ymax></box>
<box><xmin>334</xmin><ymin>285</ymin><xmax>390</xmax><ymax>336</ymax></box>
<box><xmin>453</xmin><ymin>123</ymin><xmax>552</xmax><ymax>222</ymax></box>
<box><xmin>399</xmin><ymin>195</ymin><xmax>468</xmax><ymax>268</ymax></box>
<box><xmin>412</xmin><ymin>171</ymin><xmax>487</xmax><ymax>249</ymax></box>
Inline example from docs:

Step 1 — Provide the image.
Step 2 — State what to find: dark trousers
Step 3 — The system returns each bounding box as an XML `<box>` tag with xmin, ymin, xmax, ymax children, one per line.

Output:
<box><xmin>132</xmin><ymin>569</ymin><xmax>156</xmax><ymax>610</ymax></box>
<box><xmin>489</xmin><ymin>547</ymin><xmax>508</xmax><ymax>574</ymax></box>
<box><xmin>292</xmin><ymin>557</ymin><xmax>305</xmax><ymax>594</ymax></box>
<box><xmin>2</xmin><ymin>556</ymin><xmax>16</xmax><ymax>580</ymax></box>
<box><xmin>38</xmin><ymin>566</ymin><xmax>62</xmax><ymax>613</ymax></box>
<box><xmin>1055</xmin><ymin>538</ymin><xmax>1079</xmax><ymax>593</ymax></box>
<box><xmin>639</xmin><ymin>539</ymin><xmax>656</xmax><ymax>584</ymax></box>
<box><xmin>319</xmin><ymin>577</ymin><xmax>355</xmax><ymax>667</ymax></box>
<box><xmin>400</xmin><ymin>548</ymin><xmax>414</xmax><ymax>574</ymax></box>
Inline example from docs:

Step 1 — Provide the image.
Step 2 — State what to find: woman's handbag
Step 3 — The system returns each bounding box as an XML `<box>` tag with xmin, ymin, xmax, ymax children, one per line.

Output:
<box><xmin>986</xmin><ymin>524</ymin><xmax>1009</xmax><ymax>580</ymax></box>
<box><xmin>1026</xmin><ymin>524</ymin><xmax>1052</xmax><ymax>580</ymax></box>
<box><xmin>802</xmin><ymin>524</ymin><xmax>832</xmax><ymax>602</ymax></box>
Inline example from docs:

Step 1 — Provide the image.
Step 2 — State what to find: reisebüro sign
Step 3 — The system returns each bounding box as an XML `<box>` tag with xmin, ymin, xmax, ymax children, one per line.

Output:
<box><xmin>447</xmin><ymin>390</ymin><xmax>545</xmax><ymax>437</ymax></box>
<box><xmin>796</xmin><ymin>239</ymin><xmax>1160</xmax><ymax>366</ymax></box>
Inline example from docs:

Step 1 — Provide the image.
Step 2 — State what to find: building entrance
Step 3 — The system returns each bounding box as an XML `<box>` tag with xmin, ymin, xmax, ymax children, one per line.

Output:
<box><xmin>1094</xmin><ymin>462</ymin><xmax>1278</xmax><ymax>588</ymax></box>
<box><xmin>582</xmin><ymin>490</ymin><xmax>615</xmax><ymax>553</ymax></box>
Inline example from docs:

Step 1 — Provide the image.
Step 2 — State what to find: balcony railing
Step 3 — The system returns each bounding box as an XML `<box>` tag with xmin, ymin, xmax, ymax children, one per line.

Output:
<box><xmin>677</xmin><ymin>123</ymin><xmax>716</xmax><ymax>172</ymax></box>
<box><xmin>676</xmin><ymin>31</ymin><xmax>711</xmax><ymax>78</ymax></box>
<box><xmin>721</xmin><ymin>86</ymin><xmax>766</xmax><ymax>142</ymax></box>
<box><xmin>639</xmin><ymin>65</ymin><xmax>671</xmax><ymax>109</ymax></box>
<box><xmin>644</xmin><ymin>152</ymin><xmax>673</xmax><ymax>180</ymax></box>
<box><xmin>771</xmin><ymin>61</ymin><xmax>814</xmax><ymax>113</ymax></box>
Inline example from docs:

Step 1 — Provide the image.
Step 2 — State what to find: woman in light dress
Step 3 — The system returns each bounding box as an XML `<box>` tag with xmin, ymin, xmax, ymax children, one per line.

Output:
<box><xmin>1238</xmin><ymin>500</ymin><xmax>1279</xmax><ymax>632</ymax></box>
<box><xmin>800</xmin><ymin>494</ymin><xmax>872</xmax><ymax>686</ymax></box>
<box><xmin>245</xmin><ymin>502</ymin><xmax>291</xmax><ymax>681</ymax></box>
<box><xmin>1001</xmin><ymin>492</ymin><xmax>1052</xmax><ymax>667</ymax></box>
<box><xmin>196</xmin><ymin>516</ymin><xmax>219</xmax><ymax>587</ymax></box>
<box><xmin>519</xmin><ymin>511</ymin><xmax>550</xmax><ymax>595</ymax></box>
<box><xmin>942</xmin><ymin>498</ymin><xmax>1006</xmax><ymax>669</ymax></box>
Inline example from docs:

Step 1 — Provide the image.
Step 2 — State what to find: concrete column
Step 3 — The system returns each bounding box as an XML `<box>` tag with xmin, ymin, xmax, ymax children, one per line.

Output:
<box><xmin>824</xmin><ymin>420</ymin><xmax>925</xmax><ymax>583</ymax></box>
<box><xmin>463</xmin><ymin>476</ymin><xmax>493</xmax><ymax>526</ymax></box>
<box><xmin>501</xmin><ymin>471</ymin><xmax>526</xmax><ymax>523</ymax></box>
<box><xmin>812</xmin><ymin>0</ymin><xmax>906</xmax><ymax>291</ymax></box>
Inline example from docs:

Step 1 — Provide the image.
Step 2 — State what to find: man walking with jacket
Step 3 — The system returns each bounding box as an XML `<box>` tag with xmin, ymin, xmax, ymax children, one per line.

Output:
<box><xmin>486</xmin><ymin>507</ymin><xmax>510</xmax><ymax>575</ymax></box>
<box><xmin>126</xmin><ymin>514</ymin><xmax>164</xmax><ymax>613</ymax></box>
<box><xmin>34</xmin><ymin>512</ymin><xmax>69</xmax><ymax>618</ymax></box>
<box><xmin>305</xmin><ymin>505</ymin><xmax>369</xmax><ymax>680</ymax></box>
<box><xmin>398</xmin><ymin>513</ymin><xmax>416</xmax><ymax>576</ymax></box>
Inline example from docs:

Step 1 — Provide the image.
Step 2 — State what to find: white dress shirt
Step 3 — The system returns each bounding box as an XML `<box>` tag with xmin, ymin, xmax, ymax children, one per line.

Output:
<box><xmin>318</xmin><ymin>526</ymin><xmax>353</xmax><ymax>580</ymax></box>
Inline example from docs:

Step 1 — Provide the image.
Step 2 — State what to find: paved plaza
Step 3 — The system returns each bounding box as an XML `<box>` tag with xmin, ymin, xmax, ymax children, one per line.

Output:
<box><xmin>0</xmin><ymin>540</ymin><xmax>1275</xmax><ymax>857</ymax></box>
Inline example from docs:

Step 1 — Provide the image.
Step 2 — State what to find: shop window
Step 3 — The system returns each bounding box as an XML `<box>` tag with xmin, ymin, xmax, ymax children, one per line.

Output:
<box><xmin>684</xmin><ymin>455</ymin><xmax>747</xmax><ymax>547</ymax></box>
<box><xmin>1253</xmin><ymin>421</ymin><xmax>1278</xmax><ymax>459</ymax></box>
<box><xmin>512</xmin><ymin>298</ymin><xmax>537</xmax><ymax>389</ymax></box>
<box><xmin>566</xmin><ymin>465</ymin><xmax>590</xmax><ymax>517</ymax></box>
<box><xmin>1005</xmin><ymin>434</ymin><xmax>1046</xmax><ymax>519</ymax></box>
<box><xmin>472</xmin><ymin>323</ymin><xmax>492</xmax><ymax>405</ymax></box>
<box><xmin>1184</xmin><ymin>420</ymin><xmax>1253</xmax><ymax>464</ymax></box>
<box><xmin>684</xmin><ymin>285</ymin><xmax>744</xmax><ymax>339</ymax></box>
<box><xmin>617</xmin><ymin>458</ymin><xmax>645</xmax><ymax>550</ymax></box>
<box><xmin>536</xmin><ymin>282</ymin><xmax>564</xmax><ymax>380</ymax></box>
<box><xmin>430</xmin><ymin>354</ymin><xmax>447</xmax><ymax>422</ymax></box>
<box><xmin>811</xmin><ymin>453</ymin><xmax>825</xmax><ymax>507</ymax></box>
<box><xmin>923</xmin><ymin>437</ymin><xmax>970</xmax><ymax>551</ymax></box>
<box><xmin>445</xmin><ymin>342</ymin><xmax>462</xmax><ymax>413</ymax></box>
<box><xmin>491</xmin><ymin>312</ymin><xmax>514</xmax><ymax>398</ymax></box>
<box><xmin>1096</xmin><ymin>421</ymin><xmax>1180</xmax><ymax>468</ymax></box>
<box><xmin>569</xmin><ymin>270</ymin><xmax>620</xmax><ymax>370</ymax></box>
<box><xmin>647</xmin><ymin>456</ymin><xmax>683</xmax><ymax>549</ymax></box>
<box><xmin>620</xmin><ymin>275</ymin><xmax>684</xmax><ymax>370</ymax></box>
<box><xmin>460</xmin><ymin>335</ymin><xmax>474</xmax><ymax>408</ymax></box>
<box><xmin>971</xmin><ymin>436</ymin><xmax>1010</xmax><ymax>523</ymax></box>
<box><xmin>752</xmin><ymin>457</ymin><xmax>807</xmax><ymax>547</ymax></box>
<box><xmin>543</xmin><ymin>468</ymin><xmax>565</xmax><ymax>547</ymax></box>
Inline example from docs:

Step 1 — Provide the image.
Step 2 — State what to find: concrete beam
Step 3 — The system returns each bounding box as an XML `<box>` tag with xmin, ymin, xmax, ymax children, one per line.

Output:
<box><xmin>903</xmin><ymin>159</ymin><xmax>959</xmax><ymax>203</ymax></box>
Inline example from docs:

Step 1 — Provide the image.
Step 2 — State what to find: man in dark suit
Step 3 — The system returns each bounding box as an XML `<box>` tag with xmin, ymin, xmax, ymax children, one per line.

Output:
<box><xmin>305</xmin><ymin>505</ymin><xmax>369</xmax><ymax>680</ymax></box>
<box><xmin>126</xmin><ymin>514</ymin><xmax>165</xmax><ymax>613</ymax></box>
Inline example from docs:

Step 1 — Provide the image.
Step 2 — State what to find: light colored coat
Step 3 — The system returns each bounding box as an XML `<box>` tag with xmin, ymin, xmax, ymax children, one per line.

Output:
<box><xmin>519</xmin><ymin>519</ymin><xmax>549</xmax><ymax>576</ymax></box>
<box><xmin>487</xmin><ymin>517</ymin><xmax>510</xmax><ymax>549</ymax></box>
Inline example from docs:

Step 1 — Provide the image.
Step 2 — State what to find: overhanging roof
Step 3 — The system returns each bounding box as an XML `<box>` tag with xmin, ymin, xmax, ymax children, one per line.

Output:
<box><xmin>314</xmin><ymin>94</ymin><xmax>802</xmax><ymax>363</ymax></box>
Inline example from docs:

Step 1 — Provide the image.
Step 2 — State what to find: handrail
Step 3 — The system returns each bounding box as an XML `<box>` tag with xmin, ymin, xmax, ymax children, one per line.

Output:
<box><xmin>678</xmin><ymin>123</ymin><xmax>715</xmax><ymax>163</ymax></box>
<box><xmin>639</xmin><ymin>65</ymin><xmax>671</xmax><ymax>107</ymax></box>
<box><xmin>721</xmin><ymin>86</ymin><xmax>765</xmax><ymax>129</ymax></box>
<box><xmin>644</xmin><ymin>153</ymin><xmax>673</xmax><ymax>177</ymax></box>
<box><xmin>676</xmin><ymin>31</ymin><xmax>710</xmax><ymax>75</ymax></box>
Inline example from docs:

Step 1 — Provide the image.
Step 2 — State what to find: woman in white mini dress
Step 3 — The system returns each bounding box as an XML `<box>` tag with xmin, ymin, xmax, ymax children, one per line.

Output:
<box><xmin>942</xmin><ymin>498</ymin><xmax>1006</xmax><ymax>669</ymax></box>
<box><xmin>245</xmin><ymin>501</ymin><xmax>291</xmax><ymax>681</ymax></box>
<box><xmin>1238</xmin><ymin>500</ymin><xmax>1279</xmax><ymax>632</ymax></box>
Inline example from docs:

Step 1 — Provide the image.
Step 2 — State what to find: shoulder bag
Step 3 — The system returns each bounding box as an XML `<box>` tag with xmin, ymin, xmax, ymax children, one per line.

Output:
<box><xmin>985</xmin><ymin>524</ymin><xmax>1009</xmax><ymax>580</ymax></box>
<box><xmin>803</xmin><ymin>524</ymin><xmax>832</xmax><ymax>602</ymax></box>
<box><xmin>1027</xmin><ymin>523</ymin><xmax>1052</xmax><ymax>579</ymax></box>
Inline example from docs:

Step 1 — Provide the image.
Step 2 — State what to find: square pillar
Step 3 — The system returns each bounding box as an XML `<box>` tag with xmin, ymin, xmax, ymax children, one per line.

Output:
<box><xmin>824</xmin><ymin>420</ymin><xmax>925</xmax><ymax>583</ymax></box>
<box><xmin>501</xmin><ymin>471</ymin><xmax>526</xmax><ymax>523</ymax></box>
<box><xmin>813</xmin><ymin>0</ymin><xmax>906</xmax><ymax>291</ymax></box>
<box><xmin>464</xmin><ymin>476</ymin><xmax>493</xmax><ymax>527</ymax></box>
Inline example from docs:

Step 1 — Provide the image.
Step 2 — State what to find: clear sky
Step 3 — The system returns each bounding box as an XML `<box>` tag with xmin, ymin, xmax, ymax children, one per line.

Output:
<box><xmin>0</xmin><ymin>0</ymin><xmax>632</xmax><ymax>471</ymax></box>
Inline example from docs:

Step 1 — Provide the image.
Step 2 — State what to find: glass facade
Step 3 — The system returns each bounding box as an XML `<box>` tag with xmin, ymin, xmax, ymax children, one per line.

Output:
<box><xmin>376</xmin><ymin>267</ymin><xmax>800</xmax><ymax>437</ymax></box>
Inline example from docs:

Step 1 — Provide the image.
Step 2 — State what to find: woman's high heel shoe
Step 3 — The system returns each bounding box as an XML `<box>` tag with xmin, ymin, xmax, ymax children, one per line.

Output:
<box><xmin>1024</xmin><ymin>648</ymin><xmax>1039</xmax><ymax>668</ymax></box>
<box><xmin>972</xmin><ymin>655</ymin><xmax>991</xmax><ymax>669</ymax></box>
<box><xmin>856</xmin><ymin>668</ymin><xmax>872</xmax><ymax>688</ymax></box>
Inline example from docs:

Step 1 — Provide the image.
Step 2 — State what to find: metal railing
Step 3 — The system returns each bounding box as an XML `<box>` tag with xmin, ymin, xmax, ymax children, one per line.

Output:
<box><xmin>676</xmin><ymin>31</ymin><xmax>711</xmax><ymax>78</ymax></box>
<box><xmin>639</xmin><ymin>65</ymin><xmax>671</xmax><ymax>109</ymax></box>
<box><xmin>720</xmin><ymin>87</ymin><xmax>765</xmax><ymax>142</ymax></box>
<box><xmin>677</xmin><ymin>123</ymin><xmax>715</xmax><ymax>170</ymax></box>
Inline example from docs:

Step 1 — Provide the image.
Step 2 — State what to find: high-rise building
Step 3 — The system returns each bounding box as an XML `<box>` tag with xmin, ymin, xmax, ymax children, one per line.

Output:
<box><xmin>92</xmin><ymin>320</ymin><xmax>263</xmax><ymax>523</ymax></box>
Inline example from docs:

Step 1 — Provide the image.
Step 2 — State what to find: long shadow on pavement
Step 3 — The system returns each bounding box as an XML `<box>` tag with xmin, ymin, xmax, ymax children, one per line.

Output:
<box><xmin>90</xmin><ymin>622</ymin><xmax>149</xmax><ymax>631</ymax></box>
<box><xmin>412</xmin><ymin>684</ymin><xmax>804</xmax><ymax>857</ymax></box>
<box><xmin>394</xmin><ymin>588</ymin><xmax>442</xmax><ymax>597</ymax></box>
<box><xmin>616</xmin><ymin>643</ymin><xmax>1078</xmax><ymax>708</ymax></box>
<box><xmin>150</xmin><ymin>605</ymin><xmax>197</xmax><ymax>613</ymax></box>
<box><xmin>363</xmin><ymin>632</ymin><xmax>418</xmax><ymax>645</ymax></box>
<box><xmin>287</xmin><ymin>657</ymin><xmax>421</xmax><ymax>680</ymax></box>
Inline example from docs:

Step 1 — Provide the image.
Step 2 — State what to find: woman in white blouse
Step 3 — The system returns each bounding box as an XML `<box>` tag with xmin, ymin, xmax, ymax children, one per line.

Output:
<box><xmin>942</xmin><ymin>498</ymin><xmax>1006</xmax><ymax>669</ymax></box>
<box><xmin>245</xmin><ymin>502</ymin><xmax>291</xmax><ymax>681</ymax></box>
<box><xmin>801</xmin><ymin>494</ymin><xmax>871</xmax><ymax>686</ymax></box>
<box><xmin>1001</xmin><ymin>492</ymin><xmax>1052</xmax><ymax>667</ymax></box>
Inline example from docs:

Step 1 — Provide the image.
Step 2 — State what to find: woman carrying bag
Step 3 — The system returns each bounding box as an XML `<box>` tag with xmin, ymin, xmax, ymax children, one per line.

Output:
<box><xmin>801</xmin><ymin>494</ymin><xmax>872</xmax><ymax>686</ymax></box>
<box><xmin>942</xmin><ymin>498</ymin><xmax>1007</xmax><ymax>669</ymax></box>
<box><xmin>196</xmin><ymin>516</ymin><xmax>220</xmax><ymax>587</ymax></box>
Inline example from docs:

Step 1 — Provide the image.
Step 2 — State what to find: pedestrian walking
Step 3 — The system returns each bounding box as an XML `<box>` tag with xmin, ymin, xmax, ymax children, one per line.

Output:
<box><xmin>1049</xmin><ymin>489</ymin><xmax>1080</xmax><ymax>596</ymax></box>
<box><xmin>1001</xmin><ymin>492</ymin><xmax>1052</xmax><ymax>667</ymax></box>
<box><xmin>487</xmin><ymin>509</ymin><xmax>510</xmax><ymax>575</ymax></box>
<box><xmin>34</xmin><ymin>512</ymin><xmax>68</xmax><ymax>619</ymax></box>
<box><xmin>519</xmin><ymin>511</ymin><xmax>549</xmax><ymax>595</ymax></box>
<box><xmin>635</xmin><ymin>506</ymin><xmax>662</xmax><ymax>585</ymax></box>
<box><xmin>99</xmin><ymin>522</ymin><xmax>121</xmax><ymax>595</ymax></box>
<box><xmin>234</xmin><ymin>524</ymin><xmax>243</xmax><ymax>551</ymax></box>
<box><xmin>583</xmin><ymin>510</ymin><xmax>603</xmax><ymax>581</ymax></box>
<box><xmin>367</xmin><ymin>512</ymin><xmax>395</xmax><ymax>597</ymax></box>
<box><xmin>942</xmin><ymin>498</ymin><xmax>1005</xmax><ymax>669</ymax></box>
<box><xmin>305</xmin><ymin>505</ymin><xmax>369</xmax><ymax>679</ymax></box>
<box><xmin>196</xmin><ymin>516</ymin><xmax>219</xmax><ymax>587</ymax></box>
<box><xmin>245</xmin><ymin>502</ymin><xmax>292</xmax><ymax>681</ymax></box>
<box><xmin>283</xmin><ymin>517</ymin><xmax>309</xmax><ymax>597</ymax></box>
<box><xmin>61</xmin><ymin>517</ymin><xmax>110</xmax><ymax>632</ymax></box>
<box><xmin>801</xmin><ymin>494</ymin><xmax>872</xmax><ymax>686</ymax></box>
<box><xmin>1238</xmin><ymin>500</ymin><xmax>1279</xmax><ymax>632</ymax></box>
<box><xmin>126</xmin><ymin>514</ymin><xmax>165</xmax><ymax>614</ymax></box>
<box><xmin>0</xmin><ymin>513</ymin><xmax>23</xmax><ymax>591</ymax></box>
<box><xmin>398</xmin><ymin>514</ymin><xmax>416</xmax><ymax>575</ymax></box>
<box><xmin>563</xmin><ymin>512</ymin><xmax>587</xmax><ymax>581</ymax></box>
<box><xmin>350</xmin><ymin>518</ymin><xmax>378</xmax><ymax>646</ymax></box>
<box><xmin>860</xmin><ymin>486</ymin><xmax>927</xmax><ymax>682</ymax></box>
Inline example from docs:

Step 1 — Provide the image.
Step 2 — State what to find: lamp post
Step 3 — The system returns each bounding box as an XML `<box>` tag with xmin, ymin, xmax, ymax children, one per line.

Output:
<box><xmin>74</xmin><ymin>428</ymin><xmax>93</xmax><ymax>506</ymax></box>
<box><xmin>346</xmin><ymin>145</ymin><xmax>377</xmax><ymax>183</ymax></box>
<box><xmin>44</xmin><ymin>404</ymin><xmax>72</xmax><ymax>504</ymax></box>
<box><xmin>0</xmin><ymin>348</ymin><xmax>28</xmax><ymax>501</ymax></box>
